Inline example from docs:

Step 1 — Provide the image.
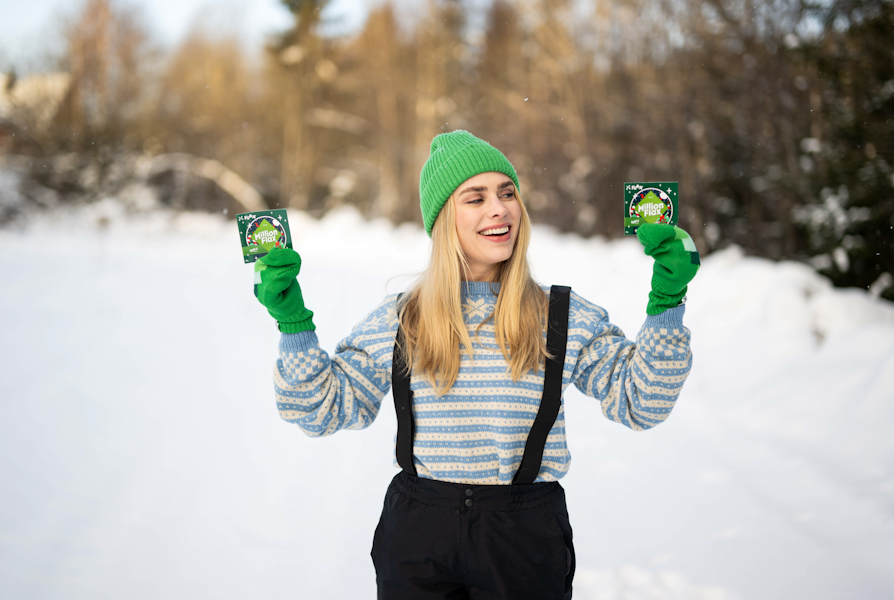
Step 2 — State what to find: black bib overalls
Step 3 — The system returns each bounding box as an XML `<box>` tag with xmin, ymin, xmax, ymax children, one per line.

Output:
<box><xmin>371</xmin><ymin>286</ymin><xmax>575</xmax><ymax>600</ymax></box>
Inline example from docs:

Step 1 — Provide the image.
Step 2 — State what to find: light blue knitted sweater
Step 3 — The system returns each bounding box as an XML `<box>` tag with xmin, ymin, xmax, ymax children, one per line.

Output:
<box><xmin>274</xmin><ymin>282</ymin><xmax>692</xmax><ymax>484</ymax></box>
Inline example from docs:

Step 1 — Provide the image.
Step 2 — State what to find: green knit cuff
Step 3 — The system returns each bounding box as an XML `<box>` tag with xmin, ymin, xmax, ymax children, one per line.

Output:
<box><xmin>278</xmin><ymin>312</ymin><xmax>316</xmax><ymax>333</ymax></box>
<box><xmin>647</xmin><ymin>288</ymin><xmax>687</xmax><ymax>316</ymax></box>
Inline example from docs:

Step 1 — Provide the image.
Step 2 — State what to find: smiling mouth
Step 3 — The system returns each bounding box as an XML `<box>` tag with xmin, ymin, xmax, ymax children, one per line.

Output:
<box><xmin>479</xmin><ymin>226</ymin><xmax>510</xmax><ymax>236</ymax></box>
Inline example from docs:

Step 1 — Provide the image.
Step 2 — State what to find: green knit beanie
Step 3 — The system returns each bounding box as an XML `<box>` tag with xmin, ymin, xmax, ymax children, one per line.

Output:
<box><xmin>419</xmin><ymin>130</ymin><xmax>520</xmax><ymax>237</ymax></box>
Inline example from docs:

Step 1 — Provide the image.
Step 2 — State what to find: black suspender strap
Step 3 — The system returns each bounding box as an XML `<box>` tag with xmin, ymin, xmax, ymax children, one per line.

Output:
<box><xmin>391</xmin><ymin>285</ymin><xmax>572</xmax><ymax>482</ymax></box>
<box><xmin>392</xmin><ymin>295</ymin><xmax>417</xmax><ymax>476</ymax></box>
<box><xmin>512</xmin><ymin>285</ymin><xmax>571</xmax><ymax>485</ymax></box>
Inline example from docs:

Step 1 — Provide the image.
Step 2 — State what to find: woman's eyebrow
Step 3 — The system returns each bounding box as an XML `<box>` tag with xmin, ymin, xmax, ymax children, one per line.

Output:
<box><xmin>457</xmin><ymin>185</ymin><xmax>487</xmax><ymax>196</ymax></box>
<box><xmin>458</xmin><ymin>181</ymin><xmax>515</xmax><ymax>196</ymax></box>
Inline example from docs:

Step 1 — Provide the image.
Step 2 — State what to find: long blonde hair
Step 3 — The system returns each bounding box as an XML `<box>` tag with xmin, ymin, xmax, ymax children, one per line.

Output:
<box><xmin>397</xmin><ymin>188</ymin><xmax>549</xmax><ymax>395</ymax></box>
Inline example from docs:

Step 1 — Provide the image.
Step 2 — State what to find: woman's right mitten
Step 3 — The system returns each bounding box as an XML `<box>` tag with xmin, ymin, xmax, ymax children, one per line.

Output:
<box><xmin>254</xmin><ymin>247</ymin><xmax>315</xmax><ymax>332</ymax></box>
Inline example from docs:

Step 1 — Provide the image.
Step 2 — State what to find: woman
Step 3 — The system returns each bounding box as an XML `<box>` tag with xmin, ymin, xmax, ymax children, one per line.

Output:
<box><xmin>254</xmin><ymin>130</ymin><xmax>698</xmax><ymax>599</ymax></box>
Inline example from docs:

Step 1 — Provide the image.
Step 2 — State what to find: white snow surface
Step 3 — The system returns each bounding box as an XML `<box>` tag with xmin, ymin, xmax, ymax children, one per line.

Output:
<box><xmin>1</xmin><ymin>203</ymin><xmax>893</xmax><ymax>599</ymax></box>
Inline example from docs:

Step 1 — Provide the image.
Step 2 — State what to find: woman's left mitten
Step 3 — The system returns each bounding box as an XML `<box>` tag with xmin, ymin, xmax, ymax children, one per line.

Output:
<box><xmin>636</xmin><ymin>223</ymin><xmax>700</xmax><ymax>315</ymax></box>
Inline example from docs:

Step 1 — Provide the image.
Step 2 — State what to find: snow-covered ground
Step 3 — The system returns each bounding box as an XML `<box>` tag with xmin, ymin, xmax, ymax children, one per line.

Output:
<box><xmin>1</xmin><ymin>202</ymin><xmax>893</xmax><ymax>600</ymax></box>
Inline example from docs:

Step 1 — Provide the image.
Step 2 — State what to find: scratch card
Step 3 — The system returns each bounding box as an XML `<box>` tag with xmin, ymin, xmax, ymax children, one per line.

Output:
<box><xmin>236</xmin><ymin>209</ymin><xmax>293</xmax><ymax>263</ymax></box>
<box><xmin>624</xmin><ymin>182</ymin><xmax>678</xmax><ymax>235</ymax></box>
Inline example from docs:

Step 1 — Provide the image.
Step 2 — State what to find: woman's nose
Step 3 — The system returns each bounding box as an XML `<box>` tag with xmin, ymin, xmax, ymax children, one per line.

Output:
<box><xmin>486</xmin><ymin>195</ymin><xmax>508</xmax><ymax>217</ymax></box>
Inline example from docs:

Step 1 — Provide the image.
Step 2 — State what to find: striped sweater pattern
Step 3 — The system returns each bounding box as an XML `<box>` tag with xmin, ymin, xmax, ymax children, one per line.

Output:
<box><xmin>274</xmin><ymin>281</ymin><xmax>692</xmax><ymax>484</ymax></box>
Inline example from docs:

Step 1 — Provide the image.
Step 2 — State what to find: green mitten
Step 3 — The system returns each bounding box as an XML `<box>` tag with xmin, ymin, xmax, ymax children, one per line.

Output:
<box><xmin>253</xmin><ymin>247</ymin><xmax>315</xmax><ymax>332</ymax></box>
<box><xmin>636</xmin><ymin>223</ymin><xmax>700</xmax><ymax>315</ymax></box>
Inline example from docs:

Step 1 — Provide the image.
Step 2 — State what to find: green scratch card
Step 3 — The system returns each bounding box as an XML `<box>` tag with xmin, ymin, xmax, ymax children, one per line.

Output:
<box><xmin>236</xmin><ymin>209</ymin><xmax>293</xmax><ymax>263</ymax></box>
<box><xmin>624</xmin><ymin>182</ymin><xmax>678</xmax><ymax>235</ymax></box>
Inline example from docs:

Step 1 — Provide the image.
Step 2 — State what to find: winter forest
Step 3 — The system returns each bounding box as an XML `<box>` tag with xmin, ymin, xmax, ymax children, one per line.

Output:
<box><xmin>2</xmin><ymin>1</ymin><xmax>894</xmax><ymax>599</ymax></box>
<box><xmin>1</xmin><ymin>0</ymin><xmax>892</xmax><ymax>297</ymax></box>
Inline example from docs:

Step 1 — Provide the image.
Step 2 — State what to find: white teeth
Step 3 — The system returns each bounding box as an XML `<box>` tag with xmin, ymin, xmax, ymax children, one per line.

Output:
<box><xmin>480</xmin><ymin>226</ymin><xmax>509</xmax><ymax>236</ymax></box>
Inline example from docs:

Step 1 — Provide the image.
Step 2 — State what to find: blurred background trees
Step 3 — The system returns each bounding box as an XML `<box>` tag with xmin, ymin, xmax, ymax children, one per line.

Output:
<box><xmin>0</xmin><ymin>0</ymin><xmax>891</xmax><ymax>299</ymax></box>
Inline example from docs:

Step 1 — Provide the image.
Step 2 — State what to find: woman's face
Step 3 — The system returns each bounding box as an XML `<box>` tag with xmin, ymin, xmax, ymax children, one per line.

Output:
<box><xmin>452</xmin><ymin>171</ymin><xmax>521</xmax><ymax>281</ymax></box>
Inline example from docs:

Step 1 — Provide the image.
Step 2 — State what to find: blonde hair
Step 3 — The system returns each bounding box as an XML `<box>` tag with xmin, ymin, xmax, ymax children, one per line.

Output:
<box><xmin>397</xmin><ymin>188</ymin><xmax>549</xmax><ymax>395</ymax></box>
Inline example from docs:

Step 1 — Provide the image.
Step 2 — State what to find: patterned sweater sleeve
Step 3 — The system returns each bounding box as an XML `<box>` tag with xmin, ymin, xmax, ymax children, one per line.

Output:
<box><xmin>568</xmin><ymin>294</ymin><xmax>692</xmax><ymax>431</ymax></box>
<box><xmin>273</xmin><ymin>294</ymin><xmax>399</xmax><ymax>437</ymax></box>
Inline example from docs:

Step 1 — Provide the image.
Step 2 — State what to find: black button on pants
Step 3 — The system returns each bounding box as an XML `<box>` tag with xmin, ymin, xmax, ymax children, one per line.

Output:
<box><xmin>371</xmin><ymin>472</ymin><xmax>575</xmax><ymax>599</ymax></box>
